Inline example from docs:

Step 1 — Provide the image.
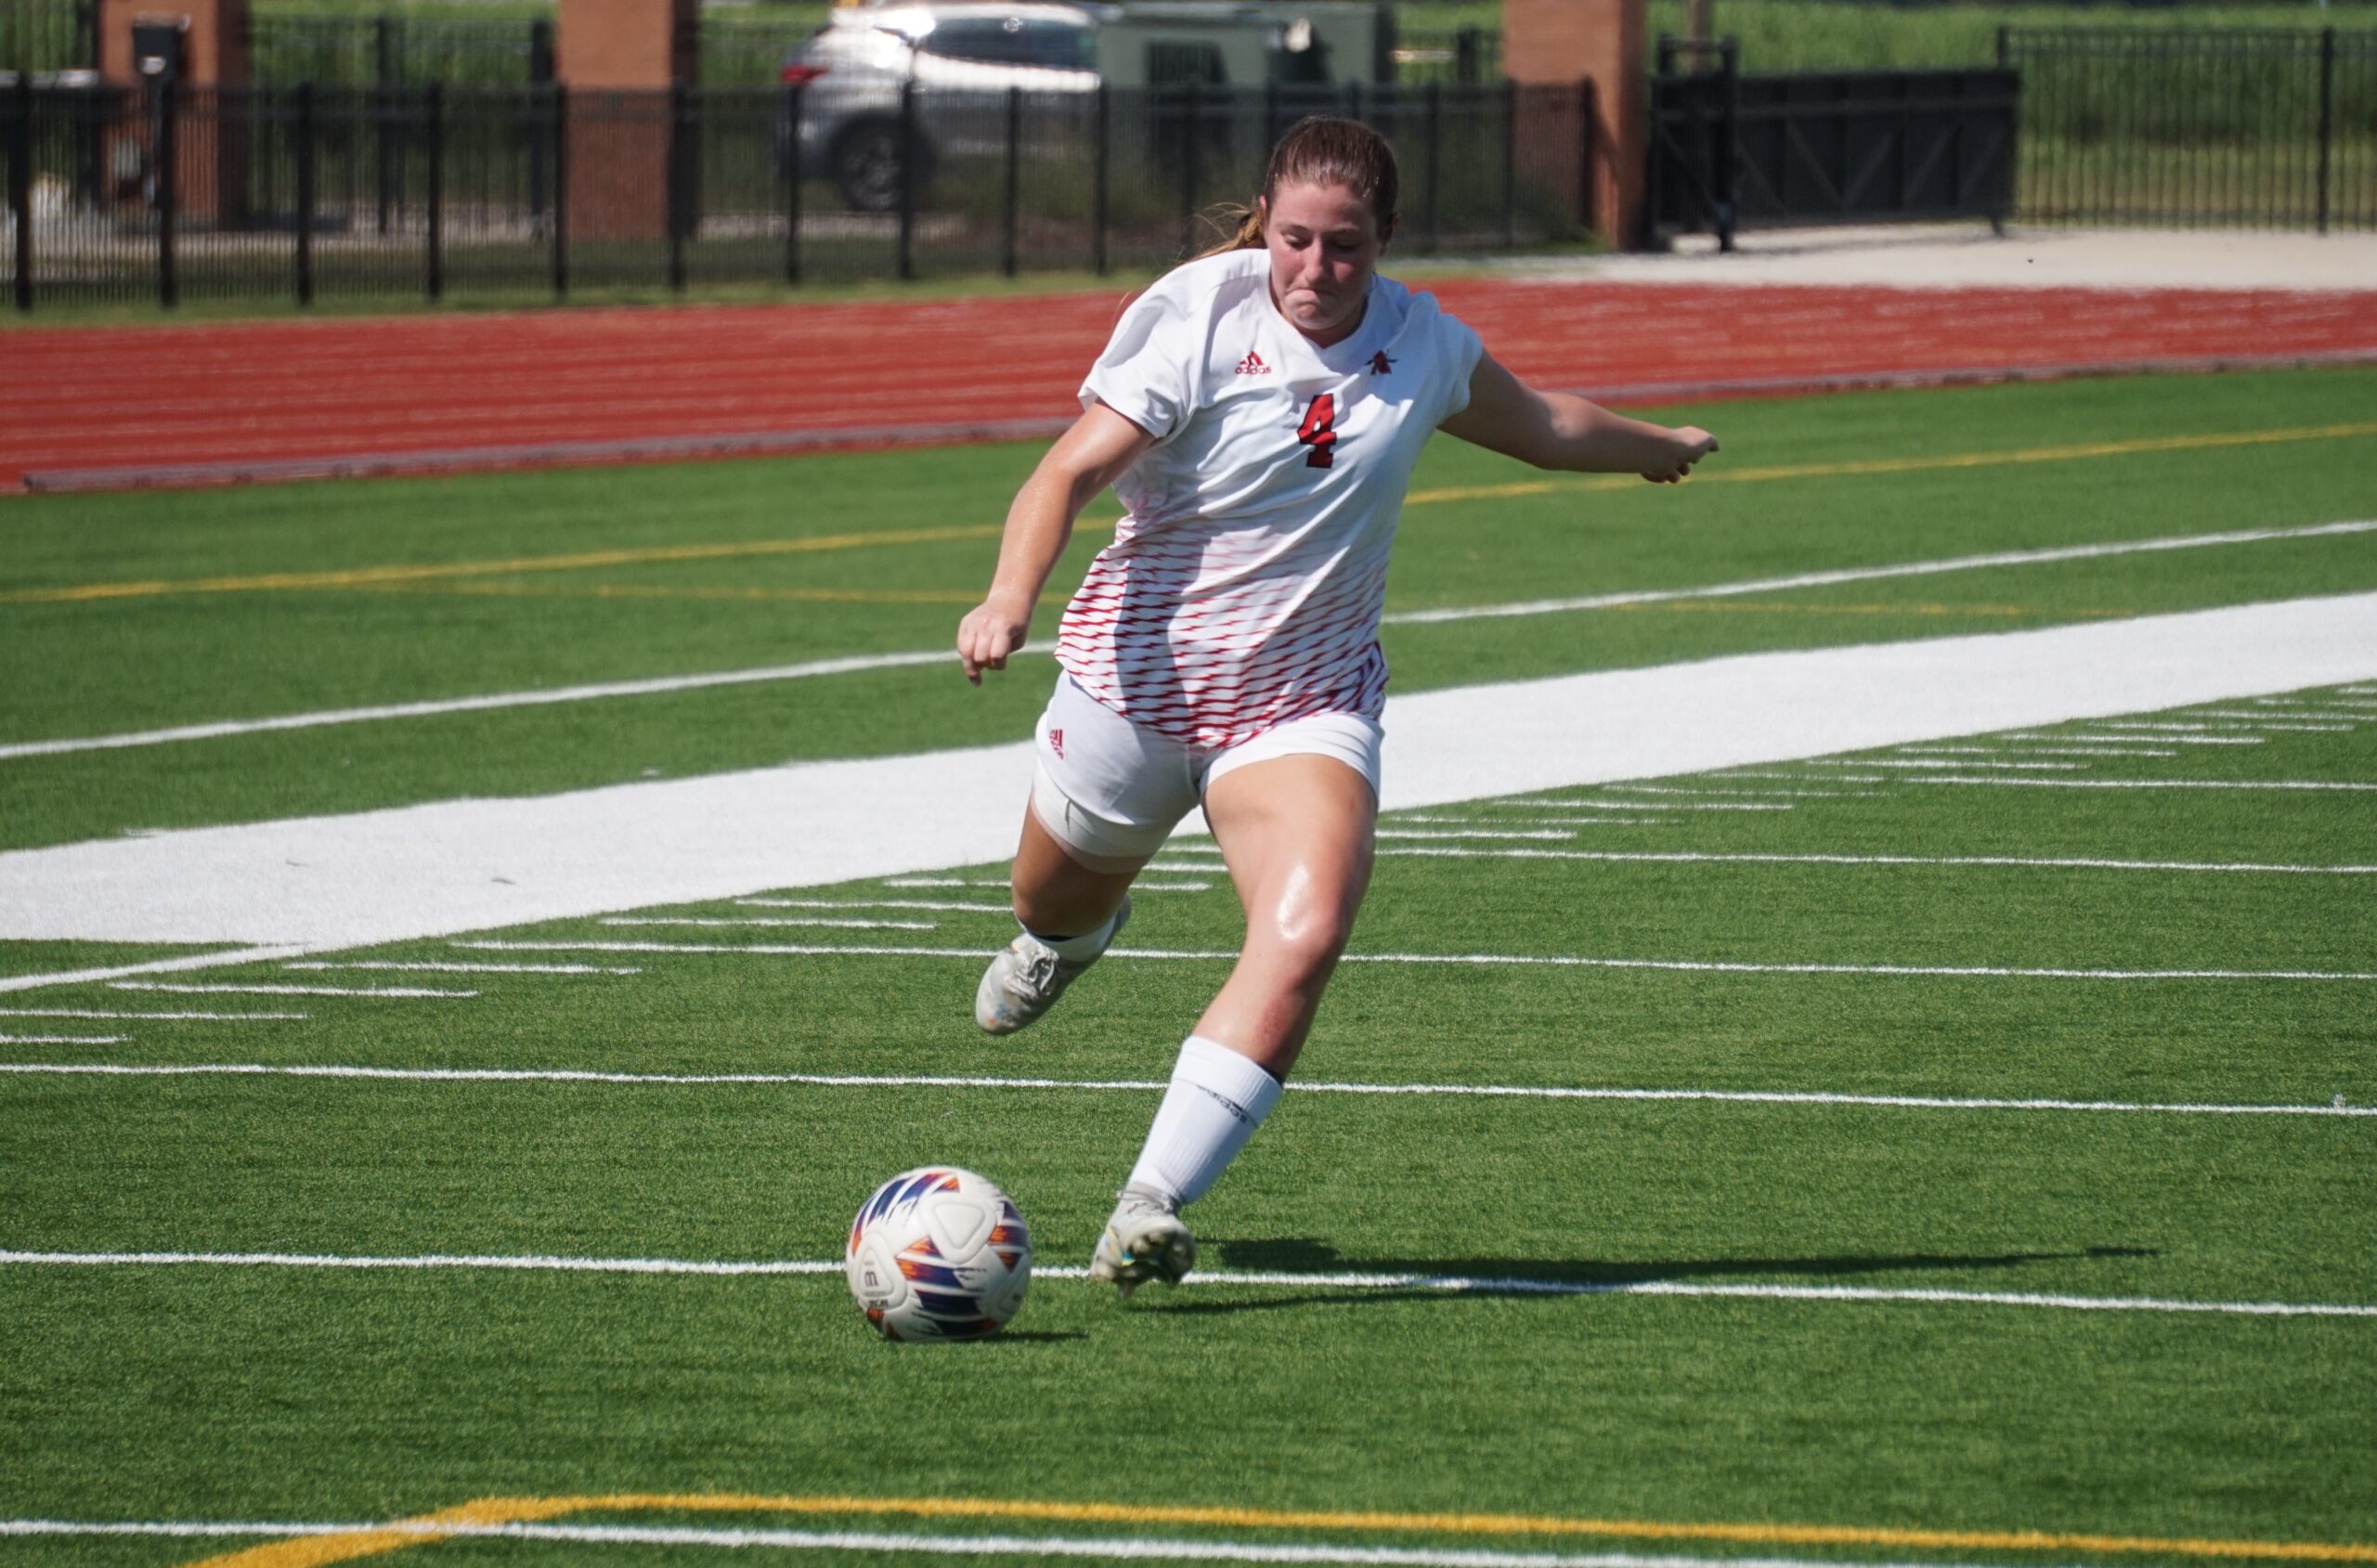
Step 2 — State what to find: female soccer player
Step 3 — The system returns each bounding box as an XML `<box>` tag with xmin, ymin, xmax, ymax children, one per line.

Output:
<box><xmin>955</xmin><ymin>117</ymin><xmax>1718</xmax><ymax>1297</ymax></box>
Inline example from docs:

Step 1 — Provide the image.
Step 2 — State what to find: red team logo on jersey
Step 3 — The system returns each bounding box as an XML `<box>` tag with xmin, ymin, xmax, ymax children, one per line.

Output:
<box><xmin>1370</xmin><ymin>351</ymin><xmax>1394</xmax><ymax>375</ymax></box>
<box><xmin>1236</xmin><ymin>350</ymin><xmax>1270</xmax><ymax>376</ymax></box>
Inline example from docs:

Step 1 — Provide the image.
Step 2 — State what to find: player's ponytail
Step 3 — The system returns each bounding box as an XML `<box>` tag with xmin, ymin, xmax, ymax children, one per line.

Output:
<box><xmin>1185</xmin><ymin>116</ymin><xmax>1397</xmax><ymax>263</ymax></box>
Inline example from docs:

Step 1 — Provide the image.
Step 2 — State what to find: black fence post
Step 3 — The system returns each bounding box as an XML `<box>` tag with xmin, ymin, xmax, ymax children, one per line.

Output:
<box><xmin>1577</xmin><ymin>76</ymin><xmax>1594</xmax><ymax>239</ymax></box>
<box><xmin>1422</xmin><ymin>80</ymin><xmax>1440</xmax><ymax>253</ymax></box>
<box><xmin>551</xmin><ymin>83</ymin><xmax>568</xmax><ymax>298</ymax></box>
<box><xmin>782</xmin><ymin>81</ymin><xmax>802</xmax><ymax>286</ymax></box>
<box><xmin>11</xmin><ymin>75</ymin><xmax>32</xmax><ymax>312</ymax></box>
<box><xmin>425</xmin><ymin>81</ymin><xmax>444</xmax><ymax>301</ymax></box>
<box><xmin>2317</xmin><ymin>27</ymin><xmax>2335</xmax><ymax>236</ymax></box>
<box><xmin>1500</xmin><ymin>77</ymin><xmax>1516</xmax><ymax>249</ymax></box>
<box><xmin>895</xmin><ymin>76</ymin><xmax>916</xmax><ymax>281</ymax></box>
<box><xmin>374</xmin><ymin>16</ymin><xmax>394</xmax><ymax>234</ymax></box>
<box><xmin>528</xmin><ymin>19</ymin><xmax>552</xmax><ymax>228</ymax></box>
<box><xmin>1455</xmin><ymin>27</ymin><xmax>1479</xmax><ymax>85</ymax></box>
<box><xmin>156</xmin><ymin>75</ymin><xmax>177</xmax><ymax>309</ymax></box>
<box><xmin>295</xmin><ymin>80</ymin><xmax>315</xmax><ymax>305</ymax></box>
<box><xmin>1716</xmin><ymin>37</ymin><xmax>1738</xmax><ymax>253</ymax></box>
<box><xmin>668</xmin><ymin>81</ymin><xmax>688</xmax><ymax>292</ymax></box>
<box><xmin>1091</xmin><ymin>82</ymin><xmax>1109</xmax><ymax>278</ymax></box>
<box><xmin>1001</xmin><ymin>84</ymin><xmax>1020</xmax><ymax>279</ymax></box>
<box><xmin>1996</xmin><ymin>24</ymin><xmax>2009</xmax><ymax>70</ymax></box>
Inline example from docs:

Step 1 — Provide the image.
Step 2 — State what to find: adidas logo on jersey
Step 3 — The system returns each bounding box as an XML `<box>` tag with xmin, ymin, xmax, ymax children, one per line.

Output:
<box><xmin>1048</xmin><ymin>728</ymin><xmax>1066</xmax><ymax>759</ymax></box>
<box><xmin>1236</xmin><ymin>350</ymin><xmax>1270</xmax><ymax>376</ymax></box>
<box><xmin>1370</xmin><ymin>351</ymin><xmax>1394</xmax><ymax>375</ymax></box>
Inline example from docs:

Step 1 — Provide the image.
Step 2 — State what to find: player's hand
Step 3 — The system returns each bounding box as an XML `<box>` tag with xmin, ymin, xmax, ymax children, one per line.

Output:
<box><xmin>1643</xmin><ymin>427</ymin><xmax>1719</xmax><ymax>485</ymax></box>
<box><xmin>957</xmin><ymin>591</ymin><xmax>1033</xmax><ymax>685</ymax></box>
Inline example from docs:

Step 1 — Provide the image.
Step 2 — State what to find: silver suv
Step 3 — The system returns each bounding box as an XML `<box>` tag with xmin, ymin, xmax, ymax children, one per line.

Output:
<box><xmin>781</xmin><ymin>3</ymin><xmax>1105</xmax><ymax>212</ymax></box>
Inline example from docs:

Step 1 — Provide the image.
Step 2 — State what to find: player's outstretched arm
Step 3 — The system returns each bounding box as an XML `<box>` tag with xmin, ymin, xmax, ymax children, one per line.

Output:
<box><xmin>1439</xmin><ymin>352</ymin><xmax>1717</xmax><ymax>484</ymax></box>
<box><xmin>958</xmin><ymin>402</ymin><xmax>1157</xmax><ymax>684</ymax></box>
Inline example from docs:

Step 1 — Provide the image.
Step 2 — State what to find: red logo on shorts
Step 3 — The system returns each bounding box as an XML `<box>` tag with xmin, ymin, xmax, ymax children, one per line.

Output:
<box><xmin>1048</xmin><ymin>728</ymin><xmax>1065</xmax><ymax>759</ymax></box>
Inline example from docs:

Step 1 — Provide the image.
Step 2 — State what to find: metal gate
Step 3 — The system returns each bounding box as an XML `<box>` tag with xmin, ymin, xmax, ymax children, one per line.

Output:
<box><xmin>1647</xmin><ymin>38</ymin><xmax>2018</xmax><ymax>250</ymax></box>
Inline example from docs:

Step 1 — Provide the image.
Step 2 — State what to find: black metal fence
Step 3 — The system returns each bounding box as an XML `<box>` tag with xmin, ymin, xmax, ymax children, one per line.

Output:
<box><xmin>1648</xmin><ymin>40</ymin><xmax>2017</xmax><ymax>247</ymax></box>
<box><xmin>2003</xmin><ymin>27</ymin><xmax>2377</xmax><ymax>228</ymax></box>
<box><xmin>3</xmin><ymin>76</ymin><xmax>1593</xmax><ymax>309</ymax></box>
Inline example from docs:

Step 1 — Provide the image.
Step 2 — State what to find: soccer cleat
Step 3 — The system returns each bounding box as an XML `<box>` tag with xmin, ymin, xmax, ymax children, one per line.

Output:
<box><xmin>973</xmin><ymin>897</ymin><xmax>1129</xmax><ymax>1036</ymax></box>
<box><xmin>1087</xmin><ymin>1184</ymin><xmax>1195</xmax><ymax>1300</ymax></box>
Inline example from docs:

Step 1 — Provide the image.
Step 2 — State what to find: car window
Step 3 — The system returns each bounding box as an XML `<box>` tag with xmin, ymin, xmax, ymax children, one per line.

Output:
<box><xmin>918</xmin><ymin>17</ymin><xmax>1094</xmax><ymax>71</ymax></box>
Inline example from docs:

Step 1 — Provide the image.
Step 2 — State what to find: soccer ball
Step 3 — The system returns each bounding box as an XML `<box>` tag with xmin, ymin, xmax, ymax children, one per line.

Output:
<box><xmin>846</xmin><ymin>1166</ymin><xmax>1033</xmax><ymax>1341</ymax></box>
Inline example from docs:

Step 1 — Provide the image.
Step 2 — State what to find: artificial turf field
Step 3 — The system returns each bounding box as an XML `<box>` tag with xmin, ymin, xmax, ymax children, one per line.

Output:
<box><xmin>1</xmin><ymin>366</ymin><xmax>2373</xmax><ymax>1566</ymax></box>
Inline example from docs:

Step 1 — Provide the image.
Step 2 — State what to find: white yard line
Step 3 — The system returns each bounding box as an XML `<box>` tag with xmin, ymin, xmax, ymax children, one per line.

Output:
<box><xmin>456</xmin><ymin>939</ymin><xmax>2377</xmax><ymax>983</ymax></box>
<box><xmin>1802</xmin><ymin>758</ymin><xmax>2082</xmax><ymax>771</ymax></box>
<box><xmin>10</xmin><ymin>523</ymin><xmax>2372</xmax><ymax>767</ymax></box>
<box><xmin>737</xmin><ymin>898</ymin><xmax>1014</xmax><ymax>914</ymax></box>
<box><xmin>0</xmin><ymin>1033</ymin><xmax>124</xmax><ymax>1045</ymax></box>
<box><xmin>1601</xmin><ymin>784</ymin><xmax>1868</xmax><ymax>799</ymax></box>
<box><xmin>0</xmin><ymin>1007</ymin><xmax>306</xmax><ymax>1020</ymax></box>
<box><xmin>1369</xmin><ymin>849</ymin><xmax>2377</xmax><ymax>875</ymax></box>
<box><xmin>1908</xmin><ymin>777</ymin><xmax>2377</xmax><ymax>791</ymax></box>
<box><xmin>2186</xmin><ymin>710</ymin><xmax>2355</xmax><ymax>726</ymax></box>
<box><xmin>109</xmin><ymin>981</ymin><xmax>476</xmax><ymax>999</ymax></box>
<box><xmin>0</xmin><ymin>1519</ymin><xmax>2153</xmax><ymax>1568</ymax></box>
<box><xmin>2052</xmin><ymin>732</ymin><xmax>2264</xmax><ymax>746</ymax></box>
<box><xmin>1992</xmin><ymin>746</ymin><xmax>2179</xmax><ymax>758</ymax></box>
<box><xmin>0</xmin><ymin>1248</ymin><xmax>2367</xmax><ymax>1319</ymax></box>
<box><xmin>6</xmin><ymin>1060</ymin><xmax>2366</xmax><ymax>1119</ymax></box>
<box><xmin>282</xmin><ymin>961</ymin><xmax>638</xmax><ymax>976</ymax></box>
<box><xmin>600</xmin><ymin>916</ymin><xmax>940</xmax><ymax>931</ymax></box>
<box><xmin>1378</xmin><ymin>520</ymin><xmax>2377</xmax><ymax>627</ymax></box>
<box><xmin>1374</xmin><ymin>829</ymin><xmax>1580</xmax><ymax>841</ymax></box>
<box><xmin>0</xmin><ymin>648</ymin><xmax>965</xmax><ymax>762</ymax></box>
<box><xmin>5</xmin><ymin>594</ymin><xmax>2374</xmax><ymax>964</ymax></box>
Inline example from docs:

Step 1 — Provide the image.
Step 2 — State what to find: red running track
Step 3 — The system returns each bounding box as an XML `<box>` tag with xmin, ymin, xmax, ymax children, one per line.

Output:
<box><xmin>6</xmin><ymin>279</ymin><xmax>2375</xmax><ymax>492</ymax></box>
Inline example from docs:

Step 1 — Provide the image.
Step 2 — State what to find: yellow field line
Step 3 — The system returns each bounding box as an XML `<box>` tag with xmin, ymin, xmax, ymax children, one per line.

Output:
<box><xmin>19</xmin><ymin>421</ymin><xmax>2373</xmax><ymax>610</ymax></box>
<box><xmin>1402</xmin><ymin>421</ymin><xmax>2377</xmax><ymax>506</ymax></box>
<box><xmin>182</xmin><ymin>1491</ymin><xmax>2377</xmax><ymax>1568</ymax></box>
<box><xmin>0</xmin><ymin>523</ymin><xmax>1012</xmax><ymax>607</ymax></box>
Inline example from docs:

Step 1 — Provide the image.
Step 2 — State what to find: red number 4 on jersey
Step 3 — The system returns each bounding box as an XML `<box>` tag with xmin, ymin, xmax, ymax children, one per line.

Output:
<box><xmin>1296</xmin><ymin>394</ymin><xmax>1338</xmax><ymax>469</ymax></box>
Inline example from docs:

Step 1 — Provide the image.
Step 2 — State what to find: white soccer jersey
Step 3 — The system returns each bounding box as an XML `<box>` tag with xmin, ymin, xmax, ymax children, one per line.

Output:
<box><xmin>1056</xmin><ymin>247</ymin><xmax>1485</xmax><ymax>749</ymax></box>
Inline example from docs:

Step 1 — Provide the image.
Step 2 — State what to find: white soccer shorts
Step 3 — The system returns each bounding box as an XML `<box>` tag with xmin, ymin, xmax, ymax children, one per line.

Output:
<box><xmin>1029</xmin><ymin>675</ymin><xmax>1383</xmax><ymax>864</ymax></box>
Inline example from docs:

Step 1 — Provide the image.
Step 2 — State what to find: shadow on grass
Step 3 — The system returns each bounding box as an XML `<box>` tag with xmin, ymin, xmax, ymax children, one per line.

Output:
<box><xmin>1128</xmin><ymin>1238</ymin><xmax>2161</xmax><ymax>1315</ymax></box>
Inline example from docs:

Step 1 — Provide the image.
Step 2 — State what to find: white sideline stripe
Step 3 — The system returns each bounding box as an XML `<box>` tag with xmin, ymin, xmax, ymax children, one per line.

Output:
<box><xmin>284</xmin><ymin>961</ymin><xmax>639</xmax><ymax>976</ymax></box>
<box><xmin>0</xmin><ymin>648</ymin><xmax>967</xmax><ymax>761</ymax></box>
<box><xmin>1381</xmin><ymin>519</ymin><xmax>2377</xmax><ymax>626</ymax></box>
<box><xmin>1909</xmin><ymin>777</ymin><xmax>2377</xmax><ymax>792</ymax></box>
<box><xmin>8</xmin><ymin>595</ymin><xmax>2377</xmax><ymax>958</ymax></box>
<box><xmin>0</xmin><ymin>1033</ymin><xmax>124</xmax><ymax>1044</ymax></box>
<box><xmin>0</xmin><ymin>1008</ymin><xmax>306</xmax><ymax>1020</ymax></box>
<box><xmin>737</xmin><ymin>898</ymin><xmax>1014</xmax><ymax>914</ymax></box>
<box><xmin>6</xmin><ymin>1059</ymin><xmax>2368</xmax><ymax>1119</ymax></box>
<box><xmin>601</xmin><ymin>916</ymin><xmax>940</xmax><ymax>932</ymax></box>
<box><xmin>456</xmin><ymin>939</ymin><xmax>2377</xmax><ymax>982</ymax></box>
<box><xmin>11</xmin><ymin>520</ymin><xmax>2370</xmax><ymax>769</ymax></box>
<box><xmin>110</xmin><ymin>981</ymin><xmax>477</xmax><ymax>998</ymax></box>
<box><xmin>0</xmin><ymin>1521</ymin><xmax>2286</xmax><ymax>1568</ymax></box>
<box><xmin>1</xmin><ymin>1248</ymin><xmax>2369</xmax><ymax>1319</ymax></box>
<box><xmin>1369</xmin><ymin>848</ymin><xmax>2377</xmax><ymax>875</ymax></box>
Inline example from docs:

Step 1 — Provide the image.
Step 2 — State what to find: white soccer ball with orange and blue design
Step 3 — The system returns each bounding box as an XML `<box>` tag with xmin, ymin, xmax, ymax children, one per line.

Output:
<box><xmin>846</xmin><ymin>1166</ymin><xmax>1033</xmax><ymax>1341</ymax></box>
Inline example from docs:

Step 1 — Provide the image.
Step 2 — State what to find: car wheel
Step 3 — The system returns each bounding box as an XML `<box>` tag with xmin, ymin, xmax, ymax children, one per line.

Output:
<box><xmin>833</xmin><ymin>120</ymin><xmax>929</xmax><ymax>213</ymax></box>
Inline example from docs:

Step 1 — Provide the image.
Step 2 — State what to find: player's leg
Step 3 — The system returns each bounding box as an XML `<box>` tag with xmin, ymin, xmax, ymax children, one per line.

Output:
<box><xmin>976</xmin><ymin>679</ymin><xmax>1191</xmax><ymax>1034</ymax></box>
<box><xmin>1092</xmin><ymin>724</ymin><xmax>1379</xmax><ymax>1295</ymax></box>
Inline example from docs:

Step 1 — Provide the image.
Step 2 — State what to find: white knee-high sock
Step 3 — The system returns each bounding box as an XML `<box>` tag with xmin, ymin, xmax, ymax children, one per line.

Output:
<box><xmin>1125</xmin><ymin>1035</ymin><xmax>1283</xmax><ymax>1209</ymax></box>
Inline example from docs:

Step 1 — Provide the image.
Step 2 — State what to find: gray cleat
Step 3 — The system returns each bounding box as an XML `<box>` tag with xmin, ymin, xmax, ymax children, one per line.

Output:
<box><xmin>973</xmin><ymin>896</ymin><xmax>1130</xmax><ymax>1035</ymax></box>
<box><xmin>1087</xmin><ymin>1184</ymin><xmax>1195</xmax><ymax>1300</ymax></box>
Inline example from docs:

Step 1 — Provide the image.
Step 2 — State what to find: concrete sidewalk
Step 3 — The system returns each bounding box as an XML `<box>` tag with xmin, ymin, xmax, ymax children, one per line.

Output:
<box><xmin>1477</xmin><ymin>224</ymin><xmax>2377</xmax><ymax>292</ymax></box>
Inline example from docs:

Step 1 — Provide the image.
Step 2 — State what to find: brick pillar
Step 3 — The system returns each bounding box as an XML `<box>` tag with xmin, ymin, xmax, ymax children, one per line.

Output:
<box><xmin>557</xmin><ymin>0</ymin><xmax>697</xmax><ymax>242</ymax></box>
<box><xmin>97</xmin><ymin>0</ymin><xmax>250</xmax><ymax>224</ymax></box>
<box><xmin>1505</xmin><ymin>0</ymin><xmax>1643</xmax><ymax>248</ymax></box>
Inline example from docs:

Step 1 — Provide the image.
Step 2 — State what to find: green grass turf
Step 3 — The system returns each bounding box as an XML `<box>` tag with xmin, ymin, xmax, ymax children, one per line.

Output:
<box><xmin>4</xmin><ymin>366</ymin><xmax>2374</xmax><ymax>852</ymax></box>
<box><xmin>2</xmin><ymin>369</ymin><xmax>2375</xmax><ymax>1565</ymax></box>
